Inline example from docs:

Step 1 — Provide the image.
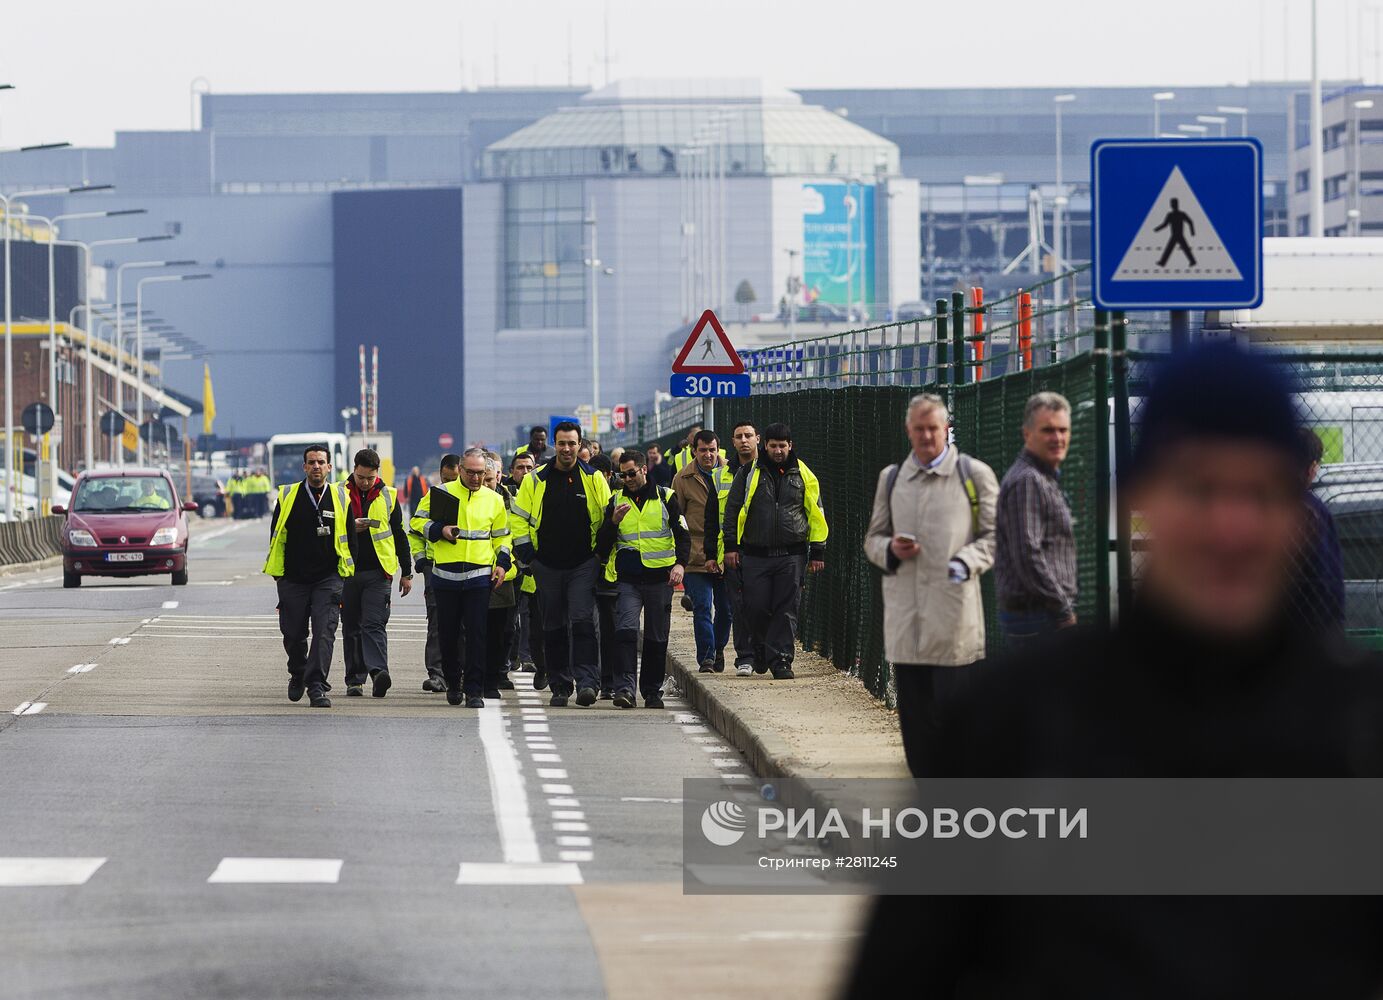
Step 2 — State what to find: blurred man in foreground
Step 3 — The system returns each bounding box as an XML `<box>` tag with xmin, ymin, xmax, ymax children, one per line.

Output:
<box><xmin>845</xmin><ymin>342</ymin><xmax>1383</xmax><ymax>999</ymax></box>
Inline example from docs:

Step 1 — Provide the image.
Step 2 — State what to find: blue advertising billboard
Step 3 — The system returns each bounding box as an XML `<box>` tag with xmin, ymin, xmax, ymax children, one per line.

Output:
<box><xmin>802</xmin><ymin>182</ymin><xmax>875</xmax><ymax>309</ymax></box>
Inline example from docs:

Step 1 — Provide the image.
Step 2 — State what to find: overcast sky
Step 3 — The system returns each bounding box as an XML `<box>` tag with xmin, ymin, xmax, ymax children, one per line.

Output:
<box><xmin>2</xmin><ymin>0</ymin><xmax>1379</xmax><ymax>149</ymax></box>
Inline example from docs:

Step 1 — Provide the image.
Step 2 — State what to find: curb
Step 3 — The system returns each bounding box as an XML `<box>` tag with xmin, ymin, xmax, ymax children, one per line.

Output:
<box><xmin>0</xmin><ymin>554</ymin><xmax>62</xmax><ymax>578</ymax></box>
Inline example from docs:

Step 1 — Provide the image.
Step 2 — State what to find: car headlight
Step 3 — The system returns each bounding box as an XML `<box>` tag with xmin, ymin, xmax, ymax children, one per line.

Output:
<box><xmin>68</xmin><ymin>529</ymin><xmax>98</xmax><ymax>547</ymax></box>
<box><xmin>150</xmin><ymin>527</ymin><xmax>179</xmax><ymax>546</ymax></box>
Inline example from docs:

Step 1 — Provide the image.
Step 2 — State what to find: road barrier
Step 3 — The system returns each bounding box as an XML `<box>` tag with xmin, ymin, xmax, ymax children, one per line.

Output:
<box><xmin>0</xmin><ymin>515</ymin><xmax>64</xmax><ymax>567</ymax></box>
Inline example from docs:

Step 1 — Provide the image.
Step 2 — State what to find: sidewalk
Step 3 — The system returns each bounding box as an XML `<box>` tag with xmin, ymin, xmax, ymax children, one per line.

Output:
<box><xmin>665</xmin><ymin>605</ymin><xmax>907</xmax><ymax>784</ymax></box>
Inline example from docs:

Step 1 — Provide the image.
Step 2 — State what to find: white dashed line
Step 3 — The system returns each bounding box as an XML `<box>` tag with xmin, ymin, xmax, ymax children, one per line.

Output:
<box><xmin>67</xmin><ymin>664</ymin><xmax>98</xmax><ymax>674</ymax></box>
<box><xmin>207</xmin><ymin>858</ymin><xmax>342</xmax><ymax>884</ymax></box>
<box><xmin>108</xmin><ymin>637</ymin><xmax>130</xmax><ymax>645</ymax></box>
<box><xmin>478</xmin><ymin>708</ymin><xmax>541</xmax><ymax>864</ymax></box>
<box><xmin>10</xmin><ymin>702</ymin><xmax>46</xmax><ymax>716</ymax></box>
<box><xmin>0</xmin><ymin>857</ymin><xmax>106</xmax><ymax>887</ymax></box>
<box><xmin>553</xmin><ymin>822</ymin><xmax>589</xmax><ymax>832</ymax></box>
<box><xmin>559</xmin><ymin>850</ymin><xmax>594</xmax><ymax>862</ymax></box>
<box><xmin>712</xmin><ymin>759</ymin><xmax>740</xmax><ymax>769</ymax></box>
<box><xmin>456</xmin><ymin>862</ymin><xmax>582</xmax><ymax>885</ymax></box>
<box><xmin>557</xmin><ymin>835</ymin><xmax>592</xmax><ymax>847</ymax></box>
<box><xmin>621</xmin><ymin>797</ymin><xmax>684</xmax><ymax>803</ymax></box>
<box><xmin>551</xmin><ymin>810</ymin><xmax>585</xmax><ymax>821</ymax></box>
<box><xmin>531</xmin><ymin>753</ymin><xmax>562</xmax><ymax>763</ymax></box>
<box><xmin>536</xmin><ymin>768</ymin><xmax>567</xmax><ymax>779</ymax></box>
<box><xmin>547</xmin><ymin>797</ymin><xmax>580</xmax><ymax>808</ymax></box>
<box><xmin>542</xmin><ymin>783</ymin><xmax>574</xmax><ymax>795</ymax></box>
<box><xmin>161</xmin><ymin>600</ymin><xmax>179</xmax><ymax>609</ymax></box>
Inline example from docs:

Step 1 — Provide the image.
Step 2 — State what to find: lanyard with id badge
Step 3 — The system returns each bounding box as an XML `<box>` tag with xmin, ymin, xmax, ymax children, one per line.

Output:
<box><xmin>306</xmin><ymin>483</ymin><xmax>333</xmax><ymax>537</ymax></box>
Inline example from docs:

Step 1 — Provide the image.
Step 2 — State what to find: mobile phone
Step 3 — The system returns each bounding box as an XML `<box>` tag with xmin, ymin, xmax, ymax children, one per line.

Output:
<box><xmin>896</xmin><ymin>532</ymin><xmax>918</xmax><ymax>544</ymax></box>
<box><xmin>367</xmin><ymin>518</ymin><xmax>381</xmax><ymax>528</ymax></box>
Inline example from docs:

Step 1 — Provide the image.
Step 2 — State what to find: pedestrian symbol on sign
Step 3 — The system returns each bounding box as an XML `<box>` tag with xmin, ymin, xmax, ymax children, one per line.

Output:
<box><xmin>1111</xmin><ymin>166</ymin><xmax>1243</xmax><ymax>282</ymax></box>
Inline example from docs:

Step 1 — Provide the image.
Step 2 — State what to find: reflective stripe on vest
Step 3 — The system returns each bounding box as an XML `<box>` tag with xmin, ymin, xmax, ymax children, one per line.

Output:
<box><xmin>616</xmin><ymin>488</ymin><xmax>676</xmax><ymax>568</ymax></box>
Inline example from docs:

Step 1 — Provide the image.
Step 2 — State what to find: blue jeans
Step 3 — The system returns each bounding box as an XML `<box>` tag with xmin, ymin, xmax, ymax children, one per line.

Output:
<box><xmin>682</xmin><ymin>571</ymin><xmax>731</xmax><ymax>665</ymax></box>
<box><xmin>999</xmin><ymin>609</ymin><xmax>1065</xmax><ymax>647</ymax></box>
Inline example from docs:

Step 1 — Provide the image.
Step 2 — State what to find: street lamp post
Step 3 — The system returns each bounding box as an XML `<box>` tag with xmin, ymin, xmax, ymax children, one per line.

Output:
<box><xmin>1053</xmin><ymin>95</ymin><xmax>1076</xmax><ymax>343</ymax></box>
<box><xmin>1152</xmin><ymin>92</ymin><xmax>1176</xmax><ymax>136</ymax></box>
<box><xmin>115</xmin><ymin>259</ymin><xmax>194</xmax><ymax>465</ymax></box>
<box><xmin>1310</xmin><ymin>0</ymin><xmax>1325</xmax><ymax>237</ymax></box>
<box><xmin>583</xmin><ymin>202</ymin><xmax>614</xmax><ymax>435</ymax></box>
<box><xmin>1197</xmin><ymin>114</ymin><xmax>1229</xmax><ymax>137</ymax></box>
<box><xmin>1217</xmin><ymin>106</ymin><xmax>1250</xmax><ymax>136</ymax></box>
<box><xmin>1177</xmin><ymin>124</ymin><xmax>1210</xmax><ymax>137</ymax></box>
<box><xmin>135</xmin><ymin>273</ymin><xmax>210</xmax><ymax>464</ymax></box>
<box><xmin>1354</xmin><ymin>99</ymin><xmax>1375</xmax><ymax>236</ymax></box>
<box><xmin>1</xmin><ymin>176</ymin><xmax>103</xmax><ymax>520</ymax></box>
<box><xmin>340</xmin><ymin>407</ymin><xmax>358</xmax><ymax>437</ymax></box>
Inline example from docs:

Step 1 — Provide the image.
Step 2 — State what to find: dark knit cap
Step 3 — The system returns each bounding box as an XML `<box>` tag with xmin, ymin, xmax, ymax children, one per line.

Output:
<box><xmin>1128</xmin><ymin>341</ymin><xmax>1301</xmax><ymax>483</ymax></box>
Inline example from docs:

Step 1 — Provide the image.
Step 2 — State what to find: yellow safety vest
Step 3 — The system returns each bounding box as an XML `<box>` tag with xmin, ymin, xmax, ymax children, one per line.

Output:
<box><xmin>615</xmin><ymin>486</ymin><xmax>677</xmax><ymax>570</ymax></box>
<box><xmin>511</xmin><ymin>461</ymin><xmax>612</xmax><ymax>556</ymax></box>
<box><xmin>355</xmin><ymin>482</ymin><xmax>401</xmax><ymax>576</ymax></box>
<box><xmin>263</xmin><ymin>480</ymin><xmax>355</xmax><ymax>578</ymax></box>
<box><xmin>734</xmin><ymin>459</ymin><xmax>829</xmax><ymax>546</ymax></box>
<box><xmin>711</xmin><ymin>465</ymin><xmax>736</xmax><ymax>563</ymax></box>
<box><xmin>410</xmin><ymin>480</ymin><xmax>510</xmax><ymax>584</ymax></box>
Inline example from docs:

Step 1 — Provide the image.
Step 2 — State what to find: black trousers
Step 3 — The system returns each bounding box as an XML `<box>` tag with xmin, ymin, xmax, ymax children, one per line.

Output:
<box><xmin>596</xmin><ymin>590</ymin><xmax>618</xmax><ymax>693</ymax></box>
<box><xmin>485</xmin><ymin>603</ymin><xmax>518</xmax><ymax>694</ymax></box>
<box><xmin>613</xmin><ymin>579</ymin><xmax>672</xmax><ymax>700</ymax></box>
<box><xmin>434</xmin><ymin>586</ymin><xmax>489</xmax><ymax>698</ymax></box>
<box><xmin>724</xmin><ymin>562</ymin><xmax>758</xmax><ymax>667</ymax></box>
<box><xmin>893</xmin><ymin>664</ymin><xmax>971</xmax><ymax>777</ymax></box>
<box><xmin>421</xmin><ymin>567</ymin><xmax>444</xmax><ymax>682</ymax></box>
<box><xmin>531</xmin><ymin>558</ymin><xmax>599</xmax><ymax>696</ymax></box>
<box><xmin>740</xmin><ymin>554</ymin><xmax>806</xmax><ymax>670</ymax></box>
<box><xmin>276</xmin><ymin>574</ymin><xmax>343</xmax><ymax>696</ymax></box>
<box><xmin>342</xmin><ymin>572</ymin><xmax>392</xmax><ymax>685</ymax></box>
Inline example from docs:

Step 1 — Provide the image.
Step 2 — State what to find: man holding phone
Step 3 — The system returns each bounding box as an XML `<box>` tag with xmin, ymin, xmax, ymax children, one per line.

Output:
<box><xmin>863</xmin><ymin>394</ymin><xmax>998</xmax><ymax>775</ymax></box>
<box><xmin>342</xmin><ymin>448</ymin><xmax>413</xmax><ymax>698</ymax></box>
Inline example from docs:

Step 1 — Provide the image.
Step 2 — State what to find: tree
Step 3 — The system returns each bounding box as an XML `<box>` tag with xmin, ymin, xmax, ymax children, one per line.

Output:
<box><xmin>734</xmin><ymin>279</ymin><xmax>757</xmax><ymax>321</ymax></box>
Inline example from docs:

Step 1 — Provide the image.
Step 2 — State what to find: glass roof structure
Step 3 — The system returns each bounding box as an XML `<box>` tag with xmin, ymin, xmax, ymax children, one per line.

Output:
<box><xmin>482</xmin><ymin>79</ymin><xmax>899</xmax><ymax>180</ymax></box>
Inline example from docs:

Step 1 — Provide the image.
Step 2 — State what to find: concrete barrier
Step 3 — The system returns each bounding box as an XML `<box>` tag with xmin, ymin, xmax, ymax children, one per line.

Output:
<box><xmin>0</xmin><ymin>514</ymin><xmax>64</xmax><ymax>566</ymax></box>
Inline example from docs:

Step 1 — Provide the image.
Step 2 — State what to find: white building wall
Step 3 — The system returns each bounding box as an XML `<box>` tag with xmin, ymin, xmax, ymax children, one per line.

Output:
<box><xmin>885</xmin><ymin>177</ymin><xmax>922</xmax><ymax>307</ymax></box>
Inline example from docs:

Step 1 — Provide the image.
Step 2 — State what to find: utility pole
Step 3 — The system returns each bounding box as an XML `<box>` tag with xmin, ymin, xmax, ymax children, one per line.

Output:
<box><xmin>1310</xmin><ymin>0</ymin><xmax>1325</xmax><ymax>236</ymax></box>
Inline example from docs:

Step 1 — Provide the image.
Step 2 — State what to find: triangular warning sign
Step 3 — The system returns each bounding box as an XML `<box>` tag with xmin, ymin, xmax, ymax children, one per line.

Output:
<box><xmin>672</xmin><ymin>309</ymin><xmax>745</xmax><ymax>374</ymax></box>
<box><xmin>1112</xmin><ymin>166</ymin><xmax>1243</xmax><ymax>282</ymax></box>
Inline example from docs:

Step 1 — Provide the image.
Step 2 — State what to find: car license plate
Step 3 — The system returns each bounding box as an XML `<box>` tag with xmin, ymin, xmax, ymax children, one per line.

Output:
<box><xmin>106</xmin><ymin>552</ymin><xmax>144</xmax><ymax>562</ymax></box>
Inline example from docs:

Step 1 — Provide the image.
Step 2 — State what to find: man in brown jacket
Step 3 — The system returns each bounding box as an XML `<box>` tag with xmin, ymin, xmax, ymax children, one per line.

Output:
<box><xmin>864</xmin><ymin>393</ymin><xmax>998</xmax><ymax>775</ymax></box>
<box><xmin>674</xmin><ymin>429</ymin><xmax>733</xmax><ymax>672</ymax></box>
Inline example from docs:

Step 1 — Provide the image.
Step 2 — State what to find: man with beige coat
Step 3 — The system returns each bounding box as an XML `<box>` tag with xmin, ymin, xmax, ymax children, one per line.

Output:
<box><xmin>864</xmin><ymin>393</ymin><xmax>998</xmax><ymax>776</ymax></box>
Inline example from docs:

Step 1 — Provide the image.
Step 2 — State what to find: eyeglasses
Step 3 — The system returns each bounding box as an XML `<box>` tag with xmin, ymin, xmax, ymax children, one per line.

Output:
<box><xmin>462</xmin><ymin>468</ymin><xmax>486</xmax><ymax>477</ymax></box>
<box><xmin>618</xmin><ymin>469</ymin><xmax>644</xmax><ymax>479</ymax></box>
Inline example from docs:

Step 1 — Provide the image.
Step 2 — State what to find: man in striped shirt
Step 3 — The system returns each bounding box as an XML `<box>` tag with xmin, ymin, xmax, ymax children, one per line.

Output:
<box><xmin>994</xmin><ymin>392</ymin><xmax>1077</xmax><ymax>644</ymax></box>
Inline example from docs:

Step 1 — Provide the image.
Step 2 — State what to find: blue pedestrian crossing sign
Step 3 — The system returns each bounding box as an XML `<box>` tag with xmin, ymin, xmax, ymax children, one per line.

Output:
<box><xmin>1091</xmin><ymin>138</ymin><xmax>1263</xmax><ymax>310</ymax></box>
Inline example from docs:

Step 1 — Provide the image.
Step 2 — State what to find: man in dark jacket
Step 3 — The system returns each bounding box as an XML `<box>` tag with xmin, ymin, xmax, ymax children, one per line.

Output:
<box><xmin>844</xmin><ymin>342</ymin><xmax>1383</xmax><ymax>999</ymax></box>
<box><xmin>1286</xmin><ymin>425</ymin><xmax>1345</xmax><ymax>635</ymax></box>
<box><xmin>721</xmin><ymin>422</ymin><xmax>828</xmax><ymax>680</ymax></box>
<box><xmin>595</xmin><ymin>449</ymin><xmax>691</xmax><ymax>708</ymax></box>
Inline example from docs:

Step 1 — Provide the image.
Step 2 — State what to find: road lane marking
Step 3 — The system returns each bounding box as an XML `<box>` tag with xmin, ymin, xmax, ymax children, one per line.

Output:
<box><xmin>161</xmin><ymin>601</ymin><xmax>179</xmax><ymax>609</ymax></box>
<box><xmin>547</xmin><ymin>797</ymin><xmax>581</xmax><ymax>808</ymax></box>
<box><xmin>556</xmin><ymin>835</ymin><xmax>591</xmax><ymax>847</ymax></box>
<box><xmin>531</xmin><ymin>753</ymin><xmax>562</xmax><ymax>763</ymax></box>
<box><xmin>478</xmin><ymin>706</ymin><xmax>541</xmax><ymax>864</ymax></box>
<box><xmin>11</xmin><ymin>702</ymin><xmax>46</xmax><ymax>715</ymax></box>
<box><xmin>542</xmin><ymin>783</ymin><xmax>574</xmax><ymax>795</ymax></box>
<box><xmin>67</xmin><ymin>664</ymin><xmax>98</xmax><ymax>674</ymax></box>
<box><xmin>712</xmin><ymin>759</ymin><xmax>740</xmax><ymax>768</ymax></box>
<box><xmin>455</xmin><ymin>861</ymin><xmax>582</xmax><ymax>886</ymax></box>
<box><xmin>0</xmin><ymin>857</ymin><xmax>106</xmax><ymax>886</ymax></box>
<box><xmin>207</xmin><ymin>858</ymin><xmax>342</xmax><ymax>884</ymax></box>
<box><xmin>551</xmin><ymin>810</ymin><xmax>585</xmax><ymax>821</ymax></box>
<box><xmin>553</xmin><ymin>822</ymin><xmax>589</xmax><ymax>832</ymax></box>
<box><xmin>621</xmin><ymin>797</ymin><xmax>684</xmax><ymax>803</ymax></box>
<box><xmin>536</xmin><ymin>768</ymin><xmax>567</xmax><ymax>779</ymax></box>
<box><xmin>559</xmin><ymin>850</ymin><xmax>594</xmax><ymax>862</ymax></box>
<box><xmin>108</xmin><ymin>637</ymin><xmax>130</xmax><ymax>645</ymax></box>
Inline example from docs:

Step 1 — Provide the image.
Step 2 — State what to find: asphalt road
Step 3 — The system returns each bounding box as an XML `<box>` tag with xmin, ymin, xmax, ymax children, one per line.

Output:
<box><xmin>0</xmin><ymin>518</ymin><xmax>864</xmax><ymax>999</ymax></box>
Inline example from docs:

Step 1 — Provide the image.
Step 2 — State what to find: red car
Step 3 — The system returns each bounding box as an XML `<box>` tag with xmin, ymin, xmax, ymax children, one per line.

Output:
<box><xmin>53</xmin><ymin>468</ymin><xmax>197</xmax><ymax>588</ymax></box>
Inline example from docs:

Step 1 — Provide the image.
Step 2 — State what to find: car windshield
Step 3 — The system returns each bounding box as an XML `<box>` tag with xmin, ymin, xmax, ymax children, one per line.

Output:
<box><xmin>73</xmin><ymin>476</ymin><xmax>174</xmax><ymax>513</ymax></box>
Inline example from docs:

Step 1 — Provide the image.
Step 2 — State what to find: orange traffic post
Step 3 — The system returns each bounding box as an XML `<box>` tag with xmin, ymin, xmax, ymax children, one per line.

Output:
<box><xmin>970</xmin><ymin>286</ymin><xmax>985</xmax><ymax>381</ymax></box>
<box><xmin>1018</xmin><ymin>291</ymin><xmax>1033</xmax><ymax>371</ymax></box>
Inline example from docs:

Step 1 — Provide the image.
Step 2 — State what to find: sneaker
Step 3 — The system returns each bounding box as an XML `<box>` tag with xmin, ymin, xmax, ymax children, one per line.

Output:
<box><xmin>466</xmin><ymin>695</ymin><xmax>485</xmax><ymax>709</ymax></box>
<box><xmin>550</xmin><ymin>692</ymin><xmax>569</xmax><ymax>708</ymax></box>
<box><xmin>288</xmin><ymin>676</ymin><xmax>305</xmax><ymax>702</ymax></box>
<box><xmin>533</xmin><ymin>670</ymin><xmax>549</xmax><ymax>691</ymax></box>
<box><xmin>699</xmin><ymin>659</ymin><xmax>716</xmax><ymax>673</ymax></box>
<box><xmin>497</xmin><ymin>676</ymin><xmax>515</xmax><ymax>690</ymax></box>
<box><xmin>422</xmin><ymin>677</ymin><xmax>446</xmax><ymax>692</ymax></box>
<box><xmin>309</xmin><ymin>692</ymin><xmax>332</xmax><ymax>708</ymax></box>
<box><xmin>714</xmin><ymin>651</ymin><xmax>726</xmax><ymax>673</ymax></box>
<box><xmin>446</xmin><ymin>690</ymin><xmax>463</xmax><ymax>706</ymax></box>
<box><xmin>680</xmin><ymin>595</ymin><xmax>694</xmax><ymax>611</ymax></box>
<box><xmin>371</xmin><ymin>672</ymin><xmax>392</xmax><ymax>698</ymax></box>
<box><xmin>736</xmin><ymin>664</ymin><xmax>753</xmax><ymax>677</ymax></box>
<box><xmin>598</xmin><ymin>689</ymin><xmax>614</xmax><ymax>701</ymax></box>
<box><xmin>752</xmin><ymin>660</ymin><xmax>769</xmax><ymax>675</ymax></box>
<box><xmin>484</xmin><ymin>688</ymin><xmax>501</xmax><ymax>700</ymax></box>
<box><xmin>644</xmin><ymin>693</ymin><xmax>665</xmax><ymax>709</ymax></box>
<box><xmin>612</xmin><ymin>691</ymin><xmax>636</xmax><ymax>709</ymax></box>
<box><xmin>576</xmin><ymin>687</ymin><xmax>598</xmax><ymax>707</ymax></box>
<box><xmin>346</xmin><ymin>684</ymin><xmax>365</xmax><ymax>697</ymax></box>
<box><xmin>771</xmin><ymin>665</ymin><xmax>796</xmax><ymax>680</ymax></box>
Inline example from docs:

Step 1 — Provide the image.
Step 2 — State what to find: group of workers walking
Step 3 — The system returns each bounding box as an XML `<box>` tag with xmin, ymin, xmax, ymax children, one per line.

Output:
<box><xmin>226</xmin><ymin>469</ymin><xmax>272</xmax><ymax>519</ymax></box>
<box><xmin>263</xmin><ymin>417</ymin><xmax>829</xmax><ymax>710</ymax></box>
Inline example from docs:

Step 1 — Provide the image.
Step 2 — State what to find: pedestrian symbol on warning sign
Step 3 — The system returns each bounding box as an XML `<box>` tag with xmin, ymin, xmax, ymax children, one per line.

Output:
<box><xmin>1111</xmin><ymin>166</ymin><xmax>1242</xmax><ymax>282</ymax></box>
<box><xmin>1092</xmin><ymin>138</ymin><xmax>1262</xmax><ymax>310</ymax></box>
